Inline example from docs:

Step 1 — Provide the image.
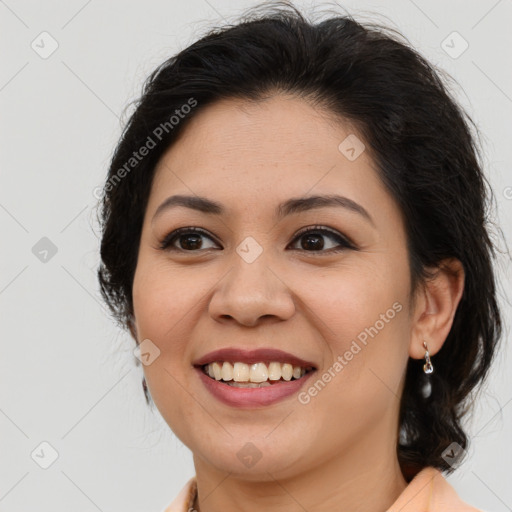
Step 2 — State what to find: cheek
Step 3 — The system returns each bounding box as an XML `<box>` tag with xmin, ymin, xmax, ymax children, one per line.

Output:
<box><xmin>297</xmin><ymin>260</ymin><xmax>410</xmax><ymax>405</ymax></box>
<box><xmin>132</xmin><ymin>258</ymin><xmax>200</xmax><ymax>338</ymax></box>
<box><xmin>297</xmin><ymin>291</ymin><xmax>409</xmax><ymax>448</ymax></box>
<box><xmin>132</xmin><ymin>261</ymin><xmax>208</xmax><ymax>442</ymax></box>
<box><xmin>131</xmin><ymin>260</ymin><xmax>194</xmax><ymax>389</ymax></box>
<box><xmin>301</xmin><ymin>258</ymin><xmax>408</xmax><ymax>341</ymax></box>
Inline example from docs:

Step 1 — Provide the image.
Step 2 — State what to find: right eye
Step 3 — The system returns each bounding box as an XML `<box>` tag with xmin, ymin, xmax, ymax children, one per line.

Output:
<box><xmin>159</xmin><ymin>227</ymin><xmax>220</xmax><ymax>252</ymax></box>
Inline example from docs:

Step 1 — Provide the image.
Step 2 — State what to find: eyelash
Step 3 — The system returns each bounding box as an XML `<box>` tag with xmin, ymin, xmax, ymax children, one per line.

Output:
<box><xmin>158</xmin><ymin>225</ymin><xmax>356</xmax><ymax>254</ymax></box>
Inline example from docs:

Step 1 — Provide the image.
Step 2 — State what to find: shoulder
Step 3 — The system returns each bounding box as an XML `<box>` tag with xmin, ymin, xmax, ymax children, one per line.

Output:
<box><xmin>387</xmin><ymin>466</ymin><xmax>483</xmax><ymax>512</ymax></box>
<box><xmin>161</xmin><ymin>477</ymin><xmax>197</xmax><ymax>512</ymax></box>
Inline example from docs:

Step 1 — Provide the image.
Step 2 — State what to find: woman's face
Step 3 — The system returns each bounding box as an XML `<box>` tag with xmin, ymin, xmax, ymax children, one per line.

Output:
<box><xmin>132</xmin><ymin>94</ymin><xmax>417</xmax><ymax>479</ymax></box>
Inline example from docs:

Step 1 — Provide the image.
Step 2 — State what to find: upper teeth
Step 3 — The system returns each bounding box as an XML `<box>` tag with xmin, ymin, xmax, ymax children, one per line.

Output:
<box><xmin>204</xmin><ymin>361</ymin><xmax>311</xmax><ymax>382</ymax></box>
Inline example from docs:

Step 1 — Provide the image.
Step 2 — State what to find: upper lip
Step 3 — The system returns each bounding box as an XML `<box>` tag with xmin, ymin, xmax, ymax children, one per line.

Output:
<box><xmin>192</xmin><ymin>348</ymin><xmax>317</xmax><ymax>369</ymax></box>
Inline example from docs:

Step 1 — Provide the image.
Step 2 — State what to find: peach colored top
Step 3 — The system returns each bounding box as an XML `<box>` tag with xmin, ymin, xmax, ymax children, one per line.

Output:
<box><xmin>163</xmin><ymin>466</ymin><xmax>483</xmax><ymax>511</ymax></box>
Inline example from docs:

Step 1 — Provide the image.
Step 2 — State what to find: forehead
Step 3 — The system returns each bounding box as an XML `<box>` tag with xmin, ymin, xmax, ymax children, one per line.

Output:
<box><xmin>148</xmin><ymin>94</ymin><xmax>392</xmax><ymax>220</ymax></box>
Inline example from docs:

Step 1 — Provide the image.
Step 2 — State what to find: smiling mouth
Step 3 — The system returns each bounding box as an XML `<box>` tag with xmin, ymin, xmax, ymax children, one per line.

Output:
<box><xmin>200</xmin><ymin>361</ymin><xmax>315</xmax><ymax>387</ymax></box>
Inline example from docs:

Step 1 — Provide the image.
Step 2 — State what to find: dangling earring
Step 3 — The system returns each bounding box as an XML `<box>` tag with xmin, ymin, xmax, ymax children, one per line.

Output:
<box><xmin>423</xmin><ymin>341</ymin><xmax>434</xmax><ymax>374</ymax></box>
<box><xmin>142</xmin><ymin>377</ymin><xmax>150</xmax><ymax>403</ymax></box>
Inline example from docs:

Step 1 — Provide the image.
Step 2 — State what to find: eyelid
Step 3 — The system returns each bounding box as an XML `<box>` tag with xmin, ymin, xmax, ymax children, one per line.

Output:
<box><xmin>288</xmin><ymin>224</ymin><xmax>356</xmax><ymax>251</ymax></box>
<box><xmin>159</xmin><ymin>224</ymin><xmax>356</xmax><ymax>252</ymax></box>
<box><xmin>292</xmin><ymin>224</ymin><xmax>349</xmax><ymax>242</ymax></box>
<box><xmin>158</xmin><ymin>226</ymin><xmax>220</xmax><ymax>251</ymax></box>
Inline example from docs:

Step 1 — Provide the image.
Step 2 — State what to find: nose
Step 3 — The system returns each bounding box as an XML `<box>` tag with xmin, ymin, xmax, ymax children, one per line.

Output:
<box><xmin>208</xmin><ymin>250</ymin><xmax>296</xmax><ymax>327</ymax></box>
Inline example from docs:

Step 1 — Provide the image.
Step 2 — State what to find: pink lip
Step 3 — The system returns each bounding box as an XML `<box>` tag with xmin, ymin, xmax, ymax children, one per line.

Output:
<box><xmin>195</xmin><ymin>367</ymin><xmax>316</xmax><ymax>408</ymax></box>
<box><xmin>192</xmin><ymin>348</ymin><xmax>316</xmax><ymax>368</ymax></box>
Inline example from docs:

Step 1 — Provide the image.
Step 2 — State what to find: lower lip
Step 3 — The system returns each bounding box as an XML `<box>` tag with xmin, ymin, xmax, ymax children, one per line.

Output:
<box><xmin>195</xmin><ymin>367</ymin><xmax>316</xmax><ymax>408</ymax></box>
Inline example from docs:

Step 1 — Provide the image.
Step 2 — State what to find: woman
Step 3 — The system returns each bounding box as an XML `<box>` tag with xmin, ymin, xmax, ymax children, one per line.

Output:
<box><xmin>96</xmin><ymin>2</ymin><xmax>503</xmax><ymax>511</ymax></box>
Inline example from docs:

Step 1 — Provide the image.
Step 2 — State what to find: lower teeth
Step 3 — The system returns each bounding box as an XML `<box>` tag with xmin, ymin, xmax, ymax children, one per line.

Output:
<box><xmin>225</xmin><ymin>381</ymin><xmax>272</xmax><ymax>388</ymax></box>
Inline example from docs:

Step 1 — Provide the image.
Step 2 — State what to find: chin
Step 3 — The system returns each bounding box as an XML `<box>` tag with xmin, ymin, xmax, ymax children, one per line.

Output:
<box><xmin>192</xmin><ymin>436</ymin><xmax>309</xmax><ymax>480</ymax></box>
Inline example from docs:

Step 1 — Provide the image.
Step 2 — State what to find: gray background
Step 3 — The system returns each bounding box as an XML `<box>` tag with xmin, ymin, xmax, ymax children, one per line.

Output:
<box><xmin>1</xmin><ymin>1</ymin><xmax>511</xmax><ymax>511</ymax></box>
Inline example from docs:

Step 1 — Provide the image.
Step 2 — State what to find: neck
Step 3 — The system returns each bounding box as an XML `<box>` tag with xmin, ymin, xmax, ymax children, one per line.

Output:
<box><xmin>192</xmin><ymin>436</ymin><xmax>408</xmax><ymax>512</ymax></box>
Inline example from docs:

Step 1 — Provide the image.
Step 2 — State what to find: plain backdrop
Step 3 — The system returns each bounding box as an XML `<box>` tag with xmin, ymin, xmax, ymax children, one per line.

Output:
<box><xmin>1</xmin><ymin>1</ymin><xmax>511</xmax><ymax>511</ymax></box>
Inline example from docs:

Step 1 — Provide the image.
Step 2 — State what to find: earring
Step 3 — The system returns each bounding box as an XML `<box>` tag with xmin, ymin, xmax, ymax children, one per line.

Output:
<box><xmin>423</xmin><ymin>341</ymin><xmax>434</xmax><ymax>374</ymax></box>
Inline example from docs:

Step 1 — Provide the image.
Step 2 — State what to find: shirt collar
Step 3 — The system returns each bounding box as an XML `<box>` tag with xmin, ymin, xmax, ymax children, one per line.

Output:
<box><xmin>163</xmin><ymin>467</ymin><xmax>477</xmax><ymax>512</ymax></box>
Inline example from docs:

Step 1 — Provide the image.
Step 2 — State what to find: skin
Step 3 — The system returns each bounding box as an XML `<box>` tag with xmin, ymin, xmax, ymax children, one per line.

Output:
<box><xmin>131</xmin><ymin>94</ymin><xmax>464</xmax><ymax>512</ymax></box>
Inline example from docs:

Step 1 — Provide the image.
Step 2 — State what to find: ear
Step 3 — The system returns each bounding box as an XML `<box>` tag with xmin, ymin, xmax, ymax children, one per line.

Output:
<box><xmin>409</xmin><ymin>258</ymin><xmax>465</xmax><ymax>359</ymax></box>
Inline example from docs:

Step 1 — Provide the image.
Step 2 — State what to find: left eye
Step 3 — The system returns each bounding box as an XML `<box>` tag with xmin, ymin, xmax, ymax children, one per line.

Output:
<box><xmin>159</xmin><ymin>226</ymin><xmax>354</xmax><ymax>253</ymax></box>
<box><xmin>287</xmin><ymin>226</ymin><xmax>353</xmax><ymax>253</ymax></box>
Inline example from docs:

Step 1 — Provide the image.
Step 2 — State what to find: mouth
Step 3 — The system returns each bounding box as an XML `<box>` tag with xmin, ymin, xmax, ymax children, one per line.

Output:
<box><xmin>199</xmin><ymin>361</ymin><xmax>316</xmax><ymax>388</ymax></box>
<box><xmin>192</xmin><ymin>347</ymin><xmax>318</xmax><ymax>406</ymax></box>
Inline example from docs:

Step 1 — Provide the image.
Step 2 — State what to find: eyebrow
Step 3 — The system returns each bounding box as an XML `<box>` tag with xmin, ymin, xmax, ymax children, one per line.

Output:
<box><xmin>152</xmin><ymin>194</ymin><xmax>374</xmax><ymax>226</ymax></box>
